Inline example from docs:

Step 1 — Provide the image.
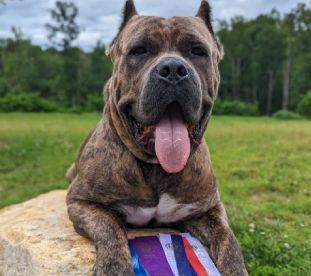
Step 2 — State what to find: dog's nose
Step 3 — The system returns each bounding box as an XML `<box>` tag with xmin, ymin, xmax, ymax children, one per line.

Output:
<box><xmin>156</xmin><ymin>58</ymin><xmax>189</xmax><ymax>84</ymax></box>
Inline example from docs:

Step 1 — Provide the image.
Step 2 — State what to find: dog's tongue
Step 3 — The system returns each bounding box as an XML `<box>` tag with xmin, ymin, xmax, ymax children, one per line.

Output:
<box><xmin>155</xmin><ymin>105</ymin><xmax>190</xmax><ymax>173</ymax></box>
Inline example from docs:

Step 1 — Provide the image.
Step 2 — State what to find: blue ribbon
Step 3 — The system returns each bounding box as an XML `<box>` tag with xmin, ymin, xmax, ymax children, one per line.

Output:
<box><xmin>171</xmin><ymin>234</ymin><xmax>197</xmax><ymax>276</ymax></box>
<box><xmin>129</xmin><ymin>239</ymin><xmax>148</xmax><ymax>276</ymax></box>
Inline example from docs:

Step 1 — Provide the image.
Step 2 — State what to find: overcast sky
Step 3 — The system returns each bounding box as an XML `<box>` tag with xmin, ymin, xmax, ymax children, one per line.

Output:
<box><xmin>0</xmin><ymin>0</ymin><xmax>309</xmax><ymax>50</ymax></box>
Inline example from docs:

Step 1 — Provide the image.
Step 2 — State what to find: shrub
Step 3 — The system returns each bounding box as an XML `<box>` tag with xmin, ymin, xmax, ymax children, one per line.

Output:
<box><xmin>213</xmin><ymin>100</ymin><xmax>259</xmax><ymax>116</ymax></box>
<box><xmin>60</xmin><ymin>106</ymin><xmax>84</xmax><ymax>114</ymax></box>
<box><xmin>0</xmin><ymin>92</ymin><xmax>58</xmax><ymax>112</ymax></box>
<box><xmin>298</xmin><ymin>91</ymin><xmax>311</xmax><ymax>118</ymax></box>
<box><xmin>0</xmin><ymin>79</ymin><xmax>9</xmax><ymax>97</ymax></box>
<box><xmin>272</xmin><ymin>110</ymin><xmax>303</xmax><ymax>120</ymax></box>
<box><xmin>84</xmin><ymin>94</ymin><xmax>104</xmax><ymax>112</ymax></box>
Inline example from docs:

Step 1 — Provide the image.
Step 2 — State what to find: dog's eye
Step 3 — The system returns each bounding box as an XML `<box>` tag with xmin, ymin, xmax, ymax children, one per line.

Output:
<box><xmin>129</xmin><ymin>46</ymin><xmax>147</xmax><ymax>56</ymax></box>
<box><xmin>191</xmin><ymin>46</ymin><xmax>208</xmax><ymax>57</ymax></box>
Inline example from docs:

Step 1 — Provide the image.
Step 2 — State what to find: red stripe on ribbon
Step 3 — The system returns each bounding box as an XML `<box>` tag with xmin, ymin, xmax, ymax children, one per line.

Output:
<box><xmin>182</xmin><ymin>236</ymin><xmax>209</xmax><ymax>276</ymax></box>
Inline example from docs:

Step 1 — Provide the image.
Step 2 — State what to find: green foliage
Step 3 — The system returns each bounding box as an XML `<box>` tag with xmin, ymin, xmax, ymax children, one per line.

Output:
<box><xmin>0</xmin><ymin>37</ymin><xmax>111</xmax><ymax>111</ymax></box>
<box><xmin>218</xmin><ymin>3</ymin><xmax>311</xmax><ymax>115</ymax></box>
<box><xmin>0</xmin><ymin>114</ymin><xmax>310</xmax><ymax>275</ymax></box>
<box><xmin>59</xmin><ymin>106</ymin><xmax>84</xmax><ymax>114</ymax></box>
<box><xmin>272</xmin><ymin>110</ymin><xmax>303</xmax><ymax>120</ymax></box>
<box><xmin>0</xmin><ymin>3</ymin><xmax>310</xmax><ymax>115</ymax></box>
<box><xmin>0</xmin><ymin>79</ymin><xmax>9</xmax><ymax>96</ymax></box>
<box><xmin>213</xmin><ymin>100</ymin><xmax>259</xmax><ymax>116</ymax></box>
<box><xmin>0</xmin><ymin>93</ymin><xmax>58</xmax><ymax>112</ymax></box>
<box><xmin>84</xmin><ymin>94</ymin><xmax>104</xmax><ymax>112</ymax></box>
<box><xmin>298</xmin><ymin>91</ymin><xmax>311</xmax><ymax>118</ymax></box>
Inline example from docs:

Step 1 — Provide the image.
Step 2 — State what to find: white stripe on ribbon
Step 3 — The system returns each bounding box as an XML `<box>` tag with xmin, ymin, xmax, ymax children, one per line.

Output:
<box><xmin>180</xmin><ymin>233</ymin><xmax>221</xmax><ymax>276</ymax></box>
<box><xmin>159</xmin><ymin>234</ymin><xmax>179</xmax><ymax>275</ymax></box>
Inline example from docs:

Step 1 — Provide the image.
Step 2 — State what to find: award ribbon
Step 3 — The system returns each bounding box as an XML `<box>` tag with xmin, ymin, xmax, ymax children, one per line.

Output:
<box><xmin>128</xmin><ymin>239</ymin><xmax>148</xmax><ymax>276</ymax></box>
<box><xmin>180</xmin><ymin>234</ymin><xmax>221</xmax><ymax>276</ymax></box>
<box><xmin>171</xmin><ymin>234</ymin><xmax>197</xmax><ymax>276</ymax></box>
<box><xmin>131</xmin><ymin>236</ymin><xmax>175</xmax><ymax>276</ymax></box>
<box><xmin>159</xmin><ymin>234</ymin><xmax>179</xmax><ymax>275</ymax></box>
<box><xmin>182</xmin><ymin>236</ymin><xmax>208</xmax><ymax>276</ymax></box>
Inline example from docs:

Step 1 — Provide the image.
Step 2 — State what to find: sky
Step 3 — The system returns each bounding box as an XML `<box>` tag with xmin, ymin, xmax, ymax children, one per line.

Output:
<box><xmin>0</xmin><ymin>0</ymin><xmax>309</xmax><ymax>50</ymax></box>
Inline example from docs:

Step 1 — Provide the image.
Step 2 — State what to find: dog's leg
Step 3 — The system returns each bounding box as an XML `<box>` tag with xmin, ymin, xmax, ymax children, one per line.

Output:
<box><xmin>181</xmin><ymin>202</ymin><xmax>248</xmax><ymax>276</ymax></box>
<box><xmin>67</xmin><ymin>196</ymin><xmax>133</xmax><ymax>275</ymax></box>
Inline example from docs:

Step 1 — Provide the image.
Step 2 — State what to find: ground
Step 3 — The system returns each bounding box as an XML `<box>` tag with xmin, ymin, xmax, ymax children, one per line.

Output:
<box><xmin>0</xmin><ymin>113</ymin><xmax>310</xmax><ymax>275</ymax></box>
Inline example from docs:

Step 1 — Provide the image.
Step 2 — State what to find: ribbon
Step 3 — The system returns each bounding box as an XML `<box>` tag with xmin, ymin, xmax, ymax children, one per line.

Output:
<box><xmin>180</xmin><ymin>234</ymin><xmax>221</xmax><ymax>276</ymax></box>
<box><xmin>159</xmin><ymin>234</ymin><xmax>179</xmax><ymax>275</ymax></box>
<box><xmin>131</xmin><ymin>236</ymin><xmax>175</xmax><ymax>276</ymax></box>
<box><xmin>171</xmin><ymin>234</ymin><xmax>197</xmax><ymax>276</ymax></box>
<box><xmin>129</xmin><ymin>239</ymin><xmax>148</xmax><ymax>276</ymax></box>
<box><xmin>182</xmin><ymin>236</ymin><xmax>209</xmax><ymax>276</ymax></box>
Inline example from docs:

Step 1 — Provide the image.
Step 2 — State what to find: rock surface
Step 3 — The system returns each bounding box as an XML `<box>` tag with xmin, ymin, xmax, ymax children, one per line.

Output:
<box><xmin>0</xmin><ymin>190</ymin><xmax>177</xmax><ymax>276</ymax></box>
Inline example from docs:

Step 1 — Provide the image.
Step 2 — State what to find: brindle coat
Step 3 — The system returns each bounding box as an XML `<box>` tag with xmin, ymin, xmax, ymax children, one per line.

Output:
<box><xmin>66</xmin><ymin>1</ymin><xmax>248</xmax><ymax>275</ymax></box>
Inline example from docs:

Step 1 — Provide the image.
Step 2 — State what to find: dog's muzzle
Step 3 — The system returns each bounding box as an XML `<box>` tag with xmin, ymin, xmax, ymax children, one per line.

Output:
<box><xmin>139</xmin><ymin>56</ymin><xmax>202</xmax><ymax>126</ymax></box>
<box><xmin>124</xmin><ymin>56</ymin><xmax>205</xmax><ymax>174</ymax></box>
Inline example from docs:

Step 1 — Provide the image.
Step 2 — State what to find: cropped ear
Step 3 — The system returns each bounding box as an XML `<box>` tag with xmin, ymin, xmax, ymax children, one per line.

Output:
<box><xmin>196</xmin><ymin>0</ymin><xmax>215</xmax><ymax>37</ymax></box>
<box><xmin>196</xmin><ymin>1</ymin><xmax>224</xmax><ymax>61</ymax></box>
<box><xmin>106</xmin><ymin>0</ymin><xmax>138</xmax><ymax>57</ymax></box>
<box><xmin>119</xmin><ymin>0</ymin><xmax>138</xmax><ymax>32</ymax></box>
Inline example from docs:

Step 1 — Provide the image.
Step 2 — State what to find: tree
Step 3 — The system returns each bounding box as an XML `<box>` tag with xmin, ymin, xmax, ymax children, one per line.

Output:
<box><xmin>256</xmin><ymin>12</ymin><xmax>285</xmax><ymax>115</ymax></box>
<box><xmin>0</xmin><ymin>2</ymin><xmax>310</xmax><ymax>113</ymax></box>
<box><xmin>217</xmin><ymin>8</ymin><xmax>303</xmax><ymax>115</ymax></box>
<box><xmin>46</xmin><ymin>1</ymin><xmax>81</xmax><ymax>106</ymax></box>
<box><xmin>285</xmin><ymin>3</ymin><xmax>311</xmax><ymax>109</ymax></box>
<box><xmin>46</xmin><ymin>1</ymin><xmax>80</xmax><ymax>50</ymax></box>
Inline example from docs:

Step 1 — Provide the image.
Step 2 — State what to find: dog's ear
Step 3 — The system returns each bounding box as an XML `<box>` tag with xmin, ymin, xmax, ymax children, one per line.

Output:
<box><xmin>196</xmin><ymin>0</ymin><xmax>214</xmax><ymax>37</ymax></box>
<box><xmin>196</xmin><ymin>1</ymin><xmax>223</xmax><ymax>61</ymax></box>
<box><xmin>106</xmin><ymin>0</ymin><xmax>138</xmax><ymax>57</ymax></box>
<box><xmin>119</xmin><ymin>0</ymin><xmax>138</xmax><ymax>33</ymax></box>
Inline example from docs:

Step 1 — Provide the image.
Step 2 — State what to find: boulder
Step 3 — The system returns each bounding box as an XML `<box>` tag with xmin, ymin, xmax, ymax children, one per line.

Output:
<box><xmin>0</xmin><ymin>190</ymin><xmax>177</xmax><ymax>276</ymax></box>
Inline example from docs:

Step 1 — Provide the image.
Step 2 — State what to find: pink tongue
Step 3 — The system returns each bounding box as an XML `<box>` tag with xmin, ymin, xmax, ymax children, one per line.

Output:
<box><xmin>155</xmin><ymin>107</ymin><xmax>190</xmax><ymax>173</ymax></box>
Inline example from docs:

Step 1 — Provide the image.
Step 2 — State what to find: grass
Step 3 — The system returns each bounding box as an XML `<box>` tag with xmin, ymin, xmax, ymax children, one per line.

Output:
<box><xmin>0</xmin><ymin>113</ymin><xmax>310</xmax><ymax>275</ymax></box>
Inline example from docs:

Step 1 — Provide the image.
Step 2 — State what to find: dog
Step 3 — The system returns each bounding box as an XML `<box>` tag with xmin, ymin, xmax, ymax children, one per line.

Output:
<box><xmin>66</xmin><ymin>1</ymin><xmax>248</xmax><ymax>275</ymax></box>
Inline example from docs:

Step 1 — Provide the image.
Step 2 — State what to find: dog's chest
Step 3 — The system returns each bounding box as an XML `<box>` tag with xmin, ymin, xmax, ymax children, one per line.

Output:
<box><xmin>119</xmin><ymin>193</ymin><xmax>198</xmax><ymax>226</ymax></box>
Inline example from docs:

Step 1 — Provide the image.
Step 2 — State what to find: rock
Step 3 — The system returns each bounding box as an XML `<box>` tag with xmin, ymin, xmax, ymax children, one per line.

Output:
<box><xmin>0</xmin><ymin>190</ymin><xmax>178</xmax><ymax>276</ymax></box>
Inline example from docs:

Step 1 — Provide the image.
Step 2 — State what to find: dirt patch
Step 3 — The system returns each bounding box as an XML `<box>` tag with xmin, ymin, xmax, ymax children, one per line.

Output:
<box><xmin>0</xmin><ymin>140</ymin><xmax>10</xmax><ymax>149</ymax></box>
<box><xmin>249</xmin><ymin>191</ymin><xmax>268</xmax><ymax>203</ymax></box>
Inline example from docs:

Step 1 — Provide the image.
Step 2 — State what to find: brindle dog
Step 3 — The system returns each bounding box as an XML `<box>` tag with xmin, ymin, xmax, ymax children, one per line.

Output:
<box><xmin>66</xmin><ymin>1</ymin><xmax>248</xmax><ymax>275</ymax></box>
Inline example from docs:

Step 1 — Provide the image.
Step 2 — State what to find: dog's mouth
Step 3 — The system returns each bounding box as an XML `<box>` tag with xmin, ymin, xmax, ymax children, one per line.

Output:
<box><xmin>128</xmin><ymin>102</ymin><xmax>201</xmax><ymax>173</ymax></box>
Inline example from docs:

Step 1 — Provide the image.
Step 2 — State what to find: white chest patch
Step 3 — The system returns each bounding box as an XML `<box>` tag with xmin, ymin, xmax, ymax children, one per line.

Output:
<box><xmin>119</xmin><ymin>193</ymin><xmax>199</xmax><ymax>226</ymax></box>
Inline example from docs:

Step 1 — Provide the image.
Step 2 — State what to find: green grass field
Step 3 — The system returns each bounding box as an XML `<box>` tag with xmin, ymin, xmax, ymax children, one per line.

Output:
<box><xmin>0</xmin><ymin>113</ymin><xmax>310</xmax><ymax>275</ymax></box>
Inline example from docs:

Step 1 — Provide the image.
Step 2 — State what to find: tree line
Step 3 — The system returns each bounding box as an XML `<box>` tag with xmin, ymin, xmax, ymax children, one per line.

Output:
<box><xmin>0</xmin><ymin>1</ymin><xmax>310</xmax><ymax>115</ymax></box>
<box><xmin>217</xmin><ymin>3</ymin><xmax>311</xmax><ymax>115</ymax></box>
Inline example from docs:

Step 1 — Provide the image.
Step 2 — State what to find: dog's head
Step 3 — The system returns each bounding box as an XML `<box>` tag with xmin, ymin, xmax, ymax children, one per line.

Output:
<box><xmin>105</xmin><ymin>0</ymin><xmax>223</xmax><ymax>173</ymax></box>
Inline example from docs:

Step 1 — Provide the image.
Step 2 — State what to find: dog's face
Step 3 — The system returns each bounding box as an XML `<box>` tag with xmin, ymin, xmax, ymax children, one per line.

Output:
<box><xmin>107</xmin><ymin>0</ymin><xmax>223</xmax><ymax>173</ymax></box>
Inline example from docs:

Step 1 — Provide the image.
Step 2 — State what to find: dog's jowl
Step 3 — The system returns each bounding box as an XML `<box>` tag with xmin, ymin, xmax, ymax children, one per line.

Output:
<box><xmin>66</xmin><ymin>1</ymin><xmax>248</xmax><ymax>275</ymax></box>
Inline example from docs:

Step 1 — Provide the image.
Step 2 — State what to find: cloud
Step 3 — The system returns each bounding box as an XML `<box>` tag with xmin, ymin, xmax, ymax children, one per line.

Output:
<box><xmin>0</xmin><ymin>0</ymin><xmax>308</xmax><ymax>50</ymax></box>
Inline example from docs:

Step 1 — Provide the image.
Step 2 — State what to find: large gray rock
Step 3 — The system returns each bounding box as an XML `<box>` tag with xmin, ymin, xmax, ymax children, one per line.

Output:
<box><xmin>0</xmin><ymin>190</ymin><xmax>177</xmax><ymax>276</ymax></box>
